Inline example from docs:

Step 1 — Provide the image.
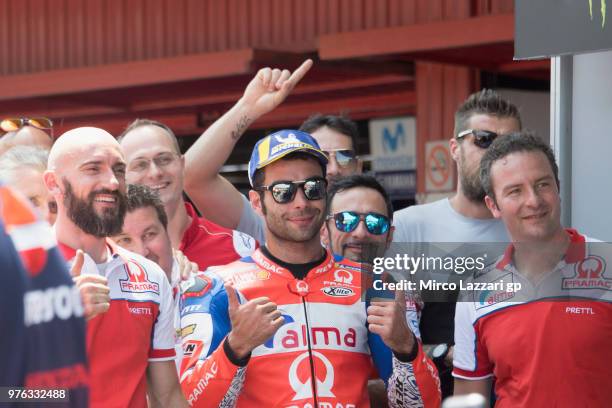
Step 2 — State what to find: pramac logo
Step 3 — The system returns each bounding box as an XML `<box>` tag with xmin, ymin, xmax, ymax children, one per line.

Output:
<box><xmin>563</xmin><ymin>255</ymin><xmax>612</xmax><ymax>290</ymax></box>
<box><xmin>334</xmin><ymin>269</ymin><xmax>353</xmax><ymax>285</ymax></box>
<box><xmin>288</xmin><ymin>351</ymin><xmax>335</xmax><ymax>400</ymax></box>
<box><xmin>120</xmin><ymin>261</ymin><xmax>160</xmax><ymax>294</ymax></box>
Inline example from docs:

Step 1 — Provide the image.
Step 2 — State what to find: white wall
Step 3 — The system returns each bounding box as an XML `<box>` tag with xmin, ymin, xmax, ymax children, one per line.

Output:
<box><xmin>497</xmin><ymin>88</ymin><xmax>550</xmax><ymax>143</ymax></box>
<box><xmin>572</xmin><ymin>50</ymin><xmax>612</xmax><ymax>241</ymax></box>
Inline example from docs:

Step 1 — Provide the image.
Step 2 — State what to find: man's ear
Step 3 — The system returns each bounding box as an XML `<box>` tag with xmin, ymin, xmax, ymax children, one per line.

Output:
<box><xmin>485</xmin><ymin>195</ymin><xmax>501</xmax><ymax>219</ymax></box>
<box><xmin>449</xmin><ymin>137</ymin><xmax>460</xmax><ymax>163</ymax></box>
<box><xmin>43</xmin><ymin>170</ymin><xmax>61</xmax><ymax>196</ymax></box>
<box><xmin>355</xmin><ymin>158</ymin><xmax>364</xmax><ymax>174</ymax></box>
<box><xmin>320</xmin><ymin>222</ymin><xmax>329</xmax><ymax>247</ymax></box>
<box><xmin>249</xmin><ymin>190</ymin><xmax>264</xmax><ymax>217</ymax></box>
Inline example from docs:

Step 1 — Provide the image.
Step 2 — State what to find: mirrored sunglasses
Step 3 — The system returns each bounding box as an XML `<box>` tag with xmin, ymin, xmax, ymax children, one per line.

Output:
<box><xmin>327</xmin><ymin>211</ymin><xmax>390</xmax><ymax>235</ymax></box>
<box><xmin>256</xmin><ymin>177</ymin><xmax>327</xmax><ymax>204</ymax></box>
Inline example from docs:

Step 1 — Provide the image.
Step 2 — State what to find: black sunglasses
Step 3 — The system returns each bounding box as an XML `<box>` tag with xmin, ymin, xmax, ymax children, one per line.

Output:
<box><xmin>327</xmin><ymin>211</ymin><xmax>390</xmax><ymax>235</ymax></box>
<box><xmin>456</xmin><ymin>129</ymin><xmax>499</xmax><ymax>149</ymax></box>
<box><xmin>256</xmin><ymin>177</ymin><xmax>327</xmax><ymax>204</ymax></box>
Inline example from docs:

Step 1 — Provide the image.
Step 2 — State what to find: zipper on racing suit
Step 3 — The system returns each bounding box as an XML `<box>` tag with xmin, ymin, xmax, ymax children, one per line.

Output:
<box><xmin>301</xmin><ymin>294</ymin><xmax>319</xmax><ymax>407</ymax></box>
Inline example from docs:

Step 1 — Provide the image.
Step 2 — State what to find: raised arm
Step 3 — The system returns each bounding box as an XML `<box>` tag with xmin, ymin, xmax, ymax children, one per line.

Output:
<box><xmin>183</xmin><ymin>60</ymin><xmax>313</xmax><ymax>229</ymax></box>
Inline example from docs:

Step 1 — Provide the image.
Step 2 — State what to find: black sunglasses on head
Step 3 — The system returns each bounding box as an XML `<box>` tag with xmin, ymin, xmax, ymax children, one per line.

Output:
<box><xmin>456</xmin><ymin>129</ymin><xmax>499</xmax><ymax>149</ymax></box>
<box><xmin>255</xmin><ymin>176</ymin><xmax>327</xmax><ymax>204</ymax></box>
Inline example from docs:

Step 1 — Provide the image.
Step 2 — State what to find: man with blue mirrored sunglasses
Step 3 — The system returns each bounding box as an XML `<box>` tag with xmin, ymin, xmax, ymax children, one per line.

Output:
<box><xmin>323</xmin><ymin>174</ymin><xmax>394</xmax><ymax>263</ymax></box>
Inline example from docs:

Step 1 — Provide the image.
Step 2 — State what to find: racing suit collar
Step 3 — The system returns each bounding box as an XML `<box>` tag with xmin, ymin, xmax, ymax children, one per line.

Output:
<box><xmin>252</xmin><ymin>247</ymin><xmax>335</xmax><ymax>281</ymax></box>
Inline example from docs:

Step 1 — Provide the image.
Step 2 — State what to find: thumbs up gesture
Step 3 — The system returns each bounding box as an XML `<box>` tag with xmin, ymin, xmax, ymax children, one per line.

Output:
<box><xmin>367</xmin><ymin>289</ymin><xmax>416</xmax><ymax>355</ymax></box>
<box><xmin>225</xmin><ymin>283</ymin><xmax>285</xmax><ymax>360</ymax></box>
<box><xmin>72</xmin><ymin>249</ymin><xmax>111</xmax><ymax>321</ymax></box>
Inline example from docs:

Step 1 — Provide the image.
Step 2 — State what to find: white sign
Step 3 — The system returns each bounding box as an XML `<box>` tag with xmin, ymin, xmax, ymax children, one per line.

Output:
<box><xmin>369</xmin><ymin>117</ymin><xmax>416</xmax><ymax>171</ymax></box>
<box><xmin>425</xmin><ymin>141</ymin><xmax>453</xmax><ymax>192</ymax></box>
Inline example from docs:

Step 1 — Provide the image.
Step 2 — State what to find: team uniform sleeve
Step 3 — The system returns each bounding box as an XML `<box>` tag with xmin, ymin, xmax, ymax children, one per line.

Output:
<box><xmin>452</xmin><ymin>301</ymin><xmax>493</xmax><ymax>380</ymax></box>
<box><xmin>179</xmin><ymin>274</ymin><xmax>246</xmax><ymax>407</ymax></box>
<box><xmin>386</xmin><ymin>343</ymin><xmax>441</xmax><ymax>408</ymax></box>
<box><xmin>149</xmin><ymin>268</ymin><xmax>177</xmax><ymax>361</ymax></box>
<box><xmin>367</xmin><ymin>300</ymin><xmax>440</xmax><ymax>407</ymax></box>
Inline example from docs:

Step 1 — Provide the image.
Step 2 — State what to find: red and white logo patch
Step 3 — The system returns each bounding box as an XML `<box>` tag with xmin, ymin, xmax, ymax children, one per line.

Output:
<box><xmin>119</xmin><ymin>261</ymin><xmax>160</xmax><ymax>294</ymax></box>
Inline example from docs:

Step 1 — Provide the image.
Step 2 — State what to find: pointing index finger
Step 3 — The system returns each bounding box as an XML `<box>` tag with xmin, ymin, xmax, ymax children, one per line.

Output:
<box><xmin>286</xmin><ymin>59</ymin><xmax>313</xmax><ymax>88</ymax></box>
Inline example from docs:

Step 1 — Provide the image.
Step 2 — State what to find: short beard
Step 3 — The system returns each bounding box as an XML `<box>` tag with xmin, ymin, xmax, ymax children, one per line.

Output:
<box><xmin>261</xmin><ymin>198</ymin><xmax>324</xmax><ymax>244</ymax></box>
<box><xmin>63</xmin><ymin>179</ymin><xmax>127</xmax><ymax>238</ymax></box>
<box><xmin>459</xmin><ymin>148</ymin><xmax>486</xmax><ymax>203</ymax></box>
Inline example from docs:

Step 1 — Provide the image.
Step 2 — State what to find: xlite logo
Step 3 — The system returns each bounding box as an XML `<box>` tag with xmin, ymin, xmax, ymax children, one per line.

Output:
<box><xmin>24</xmin><ymin>285</ymin><xmax>83</xmax><ymax>326</ymax></box>
<box><xmin>322</xmin><ymin>286</ymin><xmax>354</xmax><ymax>298</ymax></box>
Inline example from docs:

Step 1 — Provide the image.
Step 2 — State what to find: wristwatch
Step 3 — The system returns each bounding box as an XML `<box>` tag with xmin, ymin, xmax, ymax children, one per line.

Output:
<box><xmin>429</xmin><ymin>343</ymin><xmax>450</xmax><ymax>366</ymax></box>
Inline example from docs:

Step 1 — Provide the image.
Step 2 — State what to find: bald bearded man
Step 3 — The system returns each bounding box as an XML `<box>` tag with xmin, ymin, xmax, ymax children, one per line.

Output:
<box><xmin>44</xmin><ymin>127</ymin><xmax>187</xmax><ymax>408</ymax></box>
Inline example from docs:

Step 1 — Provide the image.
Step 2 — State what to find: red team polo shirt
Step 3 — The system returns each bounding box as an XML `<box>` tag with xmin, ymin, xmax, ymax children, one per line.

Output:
<box><xmin>453</xmin><ymin>229</ymin><xmax>612</xmax><ymax>407</ymax></box>
<box><xmin>179</xmin><ymin>202</ymin><xmax>256</xmax><ymax>271</ymax></box>
<box><xmin>59</xmin><ymin>239</ymin><xmax>176</xmax><ymax>408</ymax></box>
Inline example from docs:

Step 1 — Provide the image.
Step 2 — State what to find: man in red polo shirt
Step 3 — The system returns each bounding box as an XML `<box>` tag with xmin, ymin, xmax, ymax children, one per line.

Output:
<box><xmin>452</xmin><ymin>132</ymin><xmax>612</xmax><ymax>407</ymax></box>
<box><xmin>119</xmin><ymin>120</ymin><xmax>256</xmax><ymax>271</ymax></box>
<box><xmin>44</xmin><ymin>127</ymin><xmax>187</xmax><ymax>408</ymax></box>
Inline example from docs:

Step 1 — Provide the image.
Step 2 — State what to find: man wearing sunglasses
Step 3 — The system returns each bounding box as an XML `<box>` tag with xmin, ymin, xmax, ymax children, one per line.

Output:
<box><xmin>300</xmin><ymin>113</ymin><xmax>363</xmax><ymax>184</ymax></box>
<box><xmin>323</xmin><ymin>175</ymin><xmax>394</xmax><ymax>263</ymax></box>
<box><xmin>392</xmin><ymin>89</ymin><xmax>522</xmax><ymax>398</ymax></box>
<box><xmin>183</xmin><ymin>60</ymin><xmax>364</xmax><ymax>245</ymax></box>
<box><xmin>178</xmin><ymin>130</ymin><xmax>440</xmax><ymax>407</ymax></box>
<box><xmin>323</xmin><ymin>174</ymin><xmax>433</xmax><ymax>406</ymax></box>
<box><xmin>0</xmin><ymin>117</ymin><xmax>54</xmax><ymax>156</ymax></box>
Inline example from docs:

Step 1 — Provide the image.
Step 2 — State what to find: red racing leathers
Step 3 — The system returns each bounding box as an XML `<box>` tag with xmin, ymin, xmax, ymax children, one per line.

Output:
<box><xmin>179</xmin><ymin>249</ymin><xmax>440</xmax><ymax>407</ymax></box>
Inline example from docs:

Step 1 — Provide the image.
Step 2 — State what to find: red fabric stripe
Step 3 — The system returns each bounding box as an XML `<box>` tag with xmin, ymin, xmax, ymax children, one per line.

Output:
<box><xmin>149</xmin><ymin>348</ymin><xmax>175</xmax><ymax>359</ymax></box>
<box><xmin>453</xmin><ymin>366</ymin><xmax>491</xmax><ymax>378</ymax></box>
